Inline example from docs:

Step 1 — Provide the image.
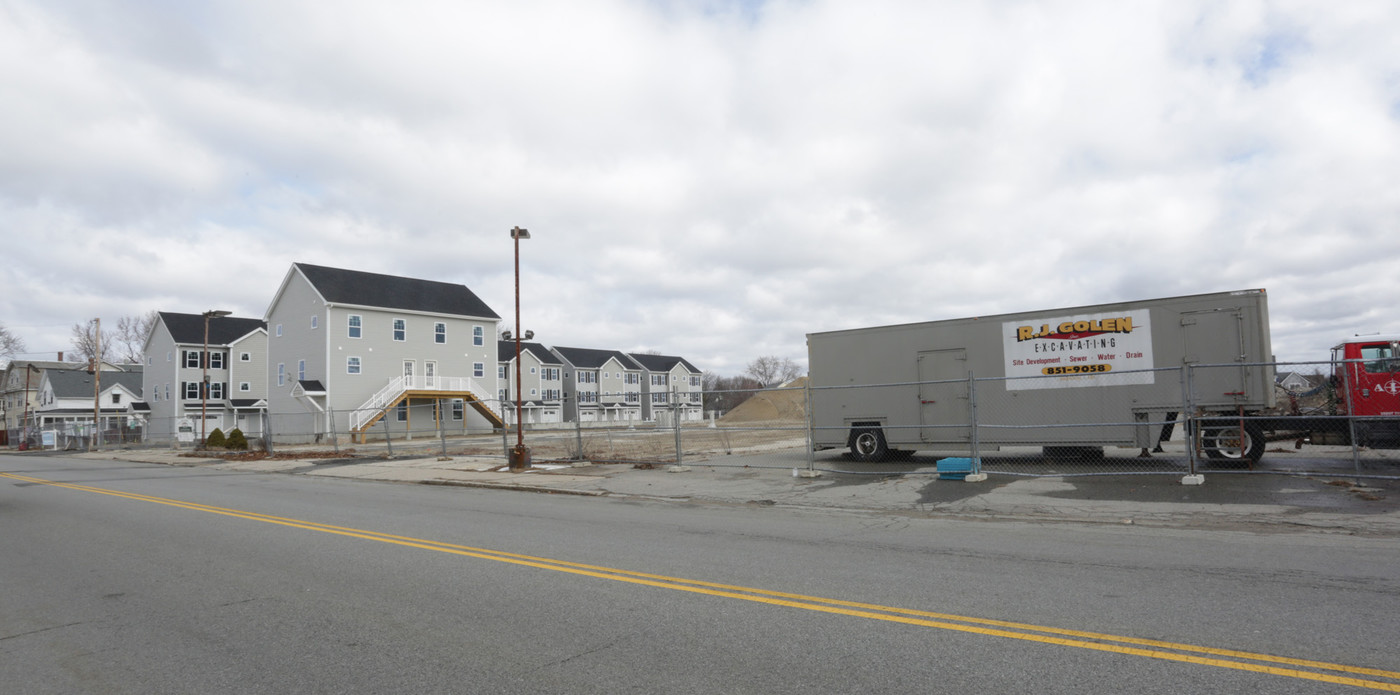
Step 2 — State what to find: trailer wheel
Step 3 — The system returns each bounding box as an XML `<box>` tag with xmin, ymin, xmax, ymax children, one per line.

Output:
<box><xmin>1201</xmin><ymin>420</ymin><xmax>1265</xmax><ymax>466</ymax></box>
<box><xmin>850</xmin><ymin>428</ymin><xmax>890</xmax><ymax>462</ymax></box>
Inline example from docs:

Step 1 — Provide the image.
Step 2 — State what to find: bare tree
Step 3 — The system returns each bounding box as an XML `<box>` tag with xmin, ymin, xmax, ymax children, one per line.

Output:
<box><xmin>0</xmin><ymin>321</ymin><xmax>26</xmax><ymax>363</ymax></box>
<box><xmin>69</xmin><ymin>319</ymin><xmax>112</xmax><ymax>367</ymax></box>
<box><xmin>114</xmin><ymin>311</ymin><xmax>159</xmax><ymax>364</ymax></box>
<box><xmin>744</xmin><ymin>356</ymin><xmax>803</xmax><ymax>387</ymax></box>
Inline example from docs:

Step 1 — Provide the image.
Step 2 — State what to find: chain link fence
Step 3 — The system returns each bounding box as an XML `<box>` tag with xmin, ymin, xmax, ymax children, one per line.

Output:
<box><xmin>8</xmin><ymin>363</ymin><xmax>1396</xmax><ymax>482</ymax></box>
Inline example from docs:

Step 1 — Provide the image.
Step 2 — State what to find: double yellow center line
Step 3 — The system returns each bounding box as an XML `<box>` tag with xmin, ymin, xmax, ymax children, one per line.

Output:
<box><xmin>6</xmin><ymin>471</ymin><xmax>1398</xmax><ymax>691</ymax></box>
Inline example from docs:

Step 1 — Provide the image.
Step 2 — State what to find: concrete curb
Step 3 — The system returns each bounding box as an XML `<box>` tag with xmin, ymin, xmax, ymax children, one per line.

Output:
<box><xmin>420</xmin><ymin>479</ymin><xmax>607</xmax><ymax>496</ymax></box>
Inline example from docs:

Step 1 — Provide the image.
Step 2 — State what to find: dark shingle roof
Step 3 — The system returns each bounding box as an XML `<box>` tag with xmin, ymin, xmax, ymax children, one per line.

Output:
<box><xmin>295</xmin><ymin>263</ymin><xmax>500</xmax><ymax>319</ymax></box>
<box><xmin>627</xmin><ymin>353</ymin><xmax>701</xmax><ymax>374</ymax></box>
<box><xmin>550</xmin><ymin>346</ymin><xmax>636</xmax><ymax>370</ymax></box>
<box><xmin>160</xmin><ymin>312</ymin><xmax>267</xmax><ymax>345</ymax></box>
<box><xmin>497</xmin><ymin>341</ymin><xmax>563</xmax><ymax>364</ymax></box>
<box><xmin>46</xmin><ymin>369</ymin><xmax>144</xmax><ymax>399</ymax></box>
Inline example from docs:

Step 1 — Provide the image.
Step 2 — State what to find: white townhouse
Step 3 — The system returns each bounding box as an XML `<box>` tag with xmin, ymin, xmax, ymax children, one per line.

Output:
<box><xmin>264</xmin><ymin>263</ymin><xmax>503</xmax><ymax>443</ymax></box>
<box><xmin>627</xmin><ymin>353</ymin><xmax>705</xmax><ymax>424</ymax></box>
<box><xmin>550</xmin><ymin>346</ymin><xmax>643</xmax><ymax>424</ymax></box>
<box><xmin>142</xmin><ymin>312</ymin><xmax>268</xmax><ymax>442</ymax></box>
<box><xmin>497</xmin><ymin>340</ymin><xmax>564</xmax><ymax>426</ymax></box>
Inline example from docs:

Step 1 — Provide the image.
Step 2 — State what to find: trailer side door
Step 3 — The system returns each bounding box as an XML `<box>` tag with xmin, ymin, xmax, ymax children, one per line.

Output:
<box><xmin>918</xmin><ymin>349</ymin><xmax>970</xmax><ymax>444</ymax></box>
<box><xmin>1181</xmin><ymin>308</ymin><xmax>1250</xmax><ymax>406</ymax></box>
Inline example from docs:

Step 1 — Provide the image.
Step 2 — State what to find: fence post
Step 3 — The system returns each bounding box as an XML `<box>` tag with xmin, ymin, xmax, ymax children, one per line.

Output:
<box><xmin>382</xmin><ymin>407</ymin><xmax>394</xmax><ymax>457</ymax></box>
<box><xmin>263</xmin><ymin>411</ymin><xmax>275</xmax><ymax>455</ymax></box>
<box><xmin>673</xmin><ymin>388</ymin><xmax>682</xmax><ymax>465</ymax></box>
<box><xmin>804</xmin><ymin>379</ymin><xmax>816</xmax><ymax>474</ymax></box>
<box><xmin>1342</xmin><ymin>360</ymin><xmax>1363</xmax><ymax>481</ymax></box>
<box><xmin>501</xmin><ymin>402</ymin><xmax>511</xmax><ymax>459</ymax></box>
<box><xmin>574</xmin><ymin>403</ymin><xmax>584</xmax><ymax>461</ymax></box>
<box><xmin>327</xmin><ymin>408</ymin><xmax>339</xmax><ymax>454</ymax></box>
<box><xmin>1183</xmin><ymin>365</ymin><xmax>1197</xmax><ymax>476</ymax></box>
<box><xmin>438</xmin><ymin>399</ymin><xmax>448</xmax><ymax>457</ymax></box>
<box><xmin>968</xmin><ymin>371</ymin><xmax>980</xmax><ymax>468</ymax></box>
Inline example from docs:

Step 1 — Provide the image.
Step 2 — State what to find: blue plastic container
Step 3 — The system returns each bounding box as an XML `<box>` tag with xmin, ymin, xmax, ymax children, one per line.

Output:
<box><xmin>937</xmin><ymin>457</ymin><xmax>977</xmax><ymax>480</ymax></box>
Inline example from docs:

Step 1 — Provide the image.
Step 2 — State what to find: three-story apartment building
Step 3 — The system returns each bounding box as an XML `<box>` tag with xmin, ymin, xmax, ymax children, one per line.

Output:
<box><xmin>497</xmin><ymin>340</ymin><xmax>564</xmax><ymax>425</ymax></box>
<box><xmin>142</xmin><ymin>312</ymin><xmax>268</xmax><ymax>441</ymax></box>
<box><xmin>627</xmin><ymin>353</ymin><xmax>705</xmax><ymax>424</ymax></box>
<box><xmin>264</xmin><ymin>263</ymin><xmax>503</xmax><ymax>443</ymax></box>
<box><xmin>550</xmin><ymin>346</ymin><xmax>643</xmax><ymax>423</ymax></box>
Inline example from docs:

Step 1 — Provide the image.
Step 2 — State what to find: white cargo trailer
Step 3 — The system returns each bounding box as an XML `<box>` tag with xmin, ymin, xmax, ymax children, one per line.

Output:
<box><xmin>807</xmin><ymin>289</ymin><xmax>1276</xmax><ymax>463</ymax></box>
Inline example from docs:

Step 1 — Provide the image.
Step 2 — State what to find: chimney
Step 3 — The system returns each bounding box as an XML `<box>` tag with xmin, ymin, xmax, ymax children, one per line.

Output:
<box><xmin>57</xmin><ymin>351</ymin><xmax>64</xmax><ymax>362</ymax></box>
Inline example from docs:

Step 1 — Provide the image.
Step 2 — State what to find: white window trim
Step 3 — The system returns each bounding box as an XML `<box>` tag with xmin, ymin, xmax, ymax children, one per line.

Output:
<box><xmin>348</xmin><ymin>314</ymin><xmax>362</xmax><ymax>339</ymax></box>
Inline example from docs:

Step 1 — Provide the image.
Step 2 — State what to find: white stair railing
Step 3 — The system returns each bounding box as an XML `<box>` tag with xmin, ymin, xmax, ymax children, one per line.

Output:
<box><xmin>348</xmin><ymin>375</ymin><xmax>500</xmax><ymax>431</ymax></box>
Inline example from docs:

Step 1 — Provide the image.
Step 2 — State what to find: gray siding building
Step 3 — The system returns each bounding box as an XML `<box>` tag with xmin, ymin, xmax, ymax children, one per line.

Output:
<box><xmin>264</xmin><ymin>263</ymin><xmax>503</xmax><ymax>443</ymax></box>
<box><xmin>627</xmin><ymin>353</ymin><xmax>704</xmax><ymax>423</ymax></box>
<box><xmin>142</xmin><ymin>312</ymin><xmax>268</xmax><ymax>442</ymax></box>
<box><xmin>550</xmin><ymin>346</ymin><xmax>643</xmax><ymax>423</ymax></box>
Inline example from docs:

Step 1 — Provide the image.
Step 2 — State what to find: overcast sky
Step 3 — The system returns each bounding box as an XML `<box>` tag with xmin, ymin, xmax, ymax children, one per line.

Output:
<box><xmin>2</xmin><ymin>0</ymin><xmax>1397</xmax><ymax>375</ymax></box>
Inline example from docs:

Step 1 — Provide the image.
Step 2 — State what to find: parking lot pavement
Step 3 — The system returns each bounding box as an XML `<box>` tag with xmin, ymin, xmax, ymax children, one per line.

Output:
<box><xmin>51</xmin><ymin>445</ymin><xmax>1400</xmax><ymax>537</ymax></box>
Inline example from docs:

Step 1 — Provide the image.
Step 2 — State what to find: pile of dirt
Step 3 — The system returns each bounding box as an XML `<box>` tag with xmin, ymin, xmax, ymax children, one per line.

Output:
<box><xmin>719</xmin><ymin>377</ymin><xmax>808</xmax><ymax>424</ymax></box>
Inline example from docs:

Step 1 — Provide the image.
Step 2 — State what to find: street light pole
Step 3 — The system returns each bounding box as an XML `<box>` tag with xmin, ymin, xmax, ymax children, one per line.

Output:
<box><xmin>509</xmin><ymin>226</ymin><xmax>531</xmax><ymax>472</ymax></box>
<box><xmin>201</xmin><ymin>310</ymin><xmax>232</xmax><ymax>446</ymax></box>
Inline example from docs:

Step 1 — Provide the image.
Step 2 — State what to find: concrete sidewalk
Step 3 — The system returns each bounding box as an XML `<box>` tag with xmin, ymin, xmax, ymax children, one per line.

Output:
<box><xmin>73</xmin><ymin>447</ymin><xmax>1400</xmax><ymax>537</ymax></box>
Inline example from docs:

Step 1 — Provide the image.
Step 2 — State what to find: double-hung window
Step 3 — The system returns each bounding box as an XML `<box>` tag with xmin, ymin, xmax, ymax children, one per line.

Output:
<box><xmin>348</xmin><ymin>315</ymin><xmax>362</xmax><ymax>338</ymax></box>
<box><xmin>473</xmin><ymin>326</ymin><xmax>484</xmax><ymax>346</ymax></box>
<box><xmin>210</xmin><ymin>352</ymin><xmax>225</xmax><ymax>370</ymax></box>
<box><xmin>435</xmin><ymin>323</ymin><xmax>446</xmax><ymax>344</ymax></box>
<box><xmin>393</xmin><ymin>319</ymin><xmax>406</xmax><ymax>342</ymax></box>
<box><xmin>185</xmin><ymin>351</ymin><xmax>200</xmax><ymax>368</ymax></box>
<box><xmin>347</xmin><ymin>357</ymin><xmax>361</xmax><ymax>374</ymax></box>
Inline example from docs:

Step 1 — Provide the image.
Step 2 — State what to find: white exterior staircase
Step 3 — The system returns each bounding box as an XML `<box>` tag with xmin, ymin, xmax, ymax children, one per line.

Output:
<box><xmin>348</xmin><ymin>375</ymin><xmax>502</xmax><ymax>434</ymax></box>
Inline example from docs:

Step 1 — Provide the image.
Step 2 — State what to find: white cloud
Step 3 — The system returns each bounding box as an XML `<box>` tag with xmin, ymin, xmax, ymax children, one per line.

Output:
<box><xmin>2</xmin><ymin>0</ymin><xmax>1398</xmax><ymax>376</ymax></box>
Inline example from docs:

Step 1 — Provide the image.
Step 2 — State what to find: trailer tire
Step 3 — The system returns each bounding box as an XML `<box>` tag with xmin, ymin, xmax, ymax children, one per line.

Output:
<box><xmin>850</xmin><ymin>428</ymin><xmax>890</xmax><ymax>462</ymax></box>
<box><xmin>1202</xmin><ymin>420</ymin><xmax>1266</xmax><ymax>466</ymax></box>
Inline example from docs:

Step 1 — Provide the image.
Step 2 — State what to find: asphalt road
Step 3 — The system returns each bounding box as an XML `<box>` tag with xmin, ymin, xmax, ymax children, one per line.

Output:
<box><xmin>3</xmin><ymin>454</ymin><xmax>1399</xmax><ymax>694</ymax></box>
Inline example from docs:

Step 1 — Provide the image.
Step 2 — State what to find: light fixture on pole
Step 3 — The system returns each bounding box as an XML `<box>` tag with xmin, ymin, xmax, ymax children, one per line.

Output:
<box><xmin>201</xmin><ymin>310</ymin><xmax>232</xmax><ymax>447</ymax></box>
<box><xmin>508</xmin><ymin>226</ymin><xmax>532</xmax><ymax>472</ymax></box>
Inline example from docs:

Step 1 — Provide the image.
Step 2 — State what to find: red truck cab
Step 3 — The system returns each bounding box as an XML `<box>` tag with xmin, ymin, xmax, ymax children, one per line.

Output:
<box><xmin>1332</xmin><ymin>335</ymin><xmax>1400</xmax><ymax>444</ymax></box>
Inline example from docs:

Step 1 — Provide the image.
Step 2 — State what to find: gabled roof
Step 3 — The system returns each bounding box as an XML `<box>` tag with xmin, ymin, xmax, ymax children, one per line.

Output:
<box><xmin>550</xmin><ymin>346</ymin><xmax>639</xmax><ymax>370</ymax></box>
<box><xmin>497</xmin><ymin>341</ymin><xmax>563</xmax><ymax>364</ymax></box>
<box><xmin>5</xmin><ymin>360</ymin><xmax>76</xmax><ymax>372</ymax></box>
<box><xmin>44</xmin><ymin>369</ymin><xmax>144</xmax><ymax>399</ymax></box>
<box><xmin>292</xmin><ymin>262</ymin><xmax>501</xmax><ymax>319</ymax></box>
<box><xmin>159</xmin><ymin>312</ymin><xmax>267</xmax><ymax>345</ymax></box>
<box><xmin>627</xmin><ymin>353</ymin><xmax>701</xmax><ymax>375</ymax></box>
